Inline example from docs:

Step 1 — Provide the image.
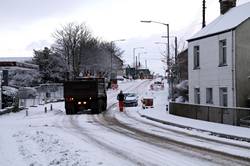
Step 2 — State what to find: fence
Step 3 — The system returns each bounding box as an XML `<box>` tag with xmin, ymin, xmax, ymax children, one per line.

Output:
<box><xmin>169</xmin><ymin>102</ymin><xmax>250</xmax><ymax>126</ymax></box>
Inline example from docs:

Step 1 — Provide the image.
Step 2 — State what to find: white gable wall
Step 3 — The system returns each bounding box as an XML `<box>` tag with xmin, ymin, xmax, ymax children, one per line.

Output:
<box><xmin>188</xmin><ymin>31</ymin><xmax>235</xmax><ymax>107</ymax></box>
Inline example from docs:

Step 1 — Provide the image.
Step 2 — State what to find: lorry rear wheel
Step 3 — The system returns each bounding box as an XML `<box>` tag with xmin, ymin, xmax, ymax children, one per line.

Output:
<box><xmin>97</xmin><ymin>100</ymin><xmax>103</xmax><ymax>114</ymax></box>
<box><xmin>71</xmin><ymin>107</ymin><xmax>76</xmax><ymax>114</ymax></box>
<box><xmin>102</xmin><ymin>101</ymin><xmax>107</xmax><ymax>111</ymax></box>
<box><xmin>66</xmin><ymin>109</ymin><xmax>70</xmax><ymax>115</ymax></box>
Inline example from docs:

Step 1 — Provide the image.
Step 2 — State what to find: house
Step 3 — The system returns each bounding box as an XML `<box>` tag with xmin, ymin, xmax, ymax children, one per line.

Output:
<box><xmin>125</xmin><ymin>66</ymin><xmax>136</xmax><ymax>78</ymax></box>
<box><xmin>176</xmin><ymin>49</ymin><xmax>188</xmax><ymax>82</ymax></box>
<box><xmin>111</xmin><ymin>55</ymin><xmax>124</xmax><ymax>78</ymax></box>
<box><xmin>136</xmin><ymin>68</ymin><xmax>151</xmax><ymax>79</ymax></box>
<box><xmin>125</xmin><ymin>66</ymin><xmax>151</xmax><ymax>79</ymax></box>
<box><xmin>188</xmin><ymin>1</ymin><xmax>250</xmax><ymax>107</ymax></box>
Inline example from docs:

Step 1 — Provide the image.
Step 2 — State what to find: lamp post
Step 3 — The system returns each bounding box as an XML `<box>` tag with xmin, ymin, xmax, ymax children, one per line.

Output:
<box><xmin>133</xmin><ymin>47</ymin><xmax>144</xmax><ymax>68</ymax></box>
<box><xmin>141</xmin><ymin>20</ymin><xmax>174</xmax><ymax>100</ymax></box>
<box><xmin>110</xmin><ymin>39</ymin><xmax>125</xmax><ymax>79</ymax></box>
<box><xmin>137</xmin><ymin>51</ymin><xmax>147</xmax><ymax>69</ymax></box>
<box><xmin>154</xmin><ymin>42</ymin><xmax>168</xmax><ymax>76</ymax></box>
<box><xmin>141</xmin><ymin>20</ymin><xmax>169</xmax><ymax>68</ymax></box>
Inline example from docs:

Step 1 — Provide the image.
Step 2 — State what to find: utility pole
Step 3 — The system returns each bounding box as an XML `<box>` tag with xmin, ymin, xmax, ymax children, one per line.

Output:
<box><xmin>174</xmin><ymin>37</ymin><xmax>179</xmax><ymax>84</ymax></box>
<box><xmin>202</xmin><ymin>0</ymin><xmax>206</xmax><ymax>28</ymax></box>
<box><xmin>133</xmin><ymin>47</ymin><xmax>144</xmax><ymax>68</ymax></box>
<box><xmin>136</xmin><ymin>56</ymin><xmax>138</xmax><ymax>69</ymax></box>
<box><xmin>110</xmin><ymin>41</ymin><xmax>113</xmax><ymax>79</ymax></box>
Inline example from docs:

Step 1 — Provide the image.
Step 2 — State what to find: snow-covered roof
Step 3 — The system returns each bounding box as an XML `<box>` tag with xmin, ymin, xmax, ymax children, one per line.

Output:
<box><xmin>0</xmin><ymin>57</ymin><xmax>32</xmax><ymax>62</ymax></box>
<box><xmin>188</xmin><ymin>2</ymin><xmax>250</xmax><ymax>41</ymax></box>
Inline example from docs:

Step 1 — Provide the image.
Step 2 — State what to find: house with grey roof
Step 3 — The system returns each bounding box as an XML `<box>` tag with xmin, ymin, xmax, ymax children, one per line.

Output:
<box><xmin>187</xmin><ymin>1</ymin><xmax>250</xmax><ymax>107</ymax></box>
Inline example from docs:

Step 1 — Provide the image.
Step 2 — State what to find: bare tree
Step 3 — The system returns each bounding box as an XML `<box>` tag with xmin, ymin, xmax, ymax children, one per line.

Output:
<box><xmin>50</xmin><ymin>22</ymin><xmax>124</xmax><ymax>80</ymax></box>
<box><xmin>53</xmin><ymin>23</ymin><xmax>92</xmax><ymax>79</ymax></box>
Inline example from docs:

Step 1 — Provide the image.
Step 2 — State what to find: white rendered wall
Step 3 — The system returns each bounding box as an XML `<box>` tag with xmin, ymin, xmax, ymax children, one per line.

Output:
<box><xmin>188</xmin><ymin>31</ymin><xmax>235</xmax><ymax>107</ymax></box>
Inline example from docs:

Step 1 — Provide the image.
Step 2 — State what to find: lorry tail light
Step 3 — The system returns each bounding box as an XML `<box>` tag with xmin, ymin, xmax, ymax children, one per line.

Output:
<box><xmin>66</xmin><ymin>97</ymin><xmax>74</xmax><ymax>101</ymax></box>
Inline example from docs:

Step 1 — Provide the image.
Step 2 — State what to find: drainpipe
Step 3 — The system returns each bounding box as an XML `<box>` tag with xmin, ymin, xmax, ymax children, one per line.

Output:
<box><xmin>231</xmin><ymin>30</ymin><xmax>236</xmax><ymax>107</ymax></box>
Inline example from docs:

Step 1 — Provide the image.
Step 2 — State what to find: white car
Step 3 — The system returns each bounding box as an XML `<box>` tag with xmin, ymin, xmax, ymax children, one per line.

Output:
<box><xmin>151</xmin><ymin>81</ymin><xmax>164</xmax><ymax>90</ymax></box>
<box><xmin>124</xmin><ymin>93</ymin><xmax>138</xmax><ymax>107</ymax></box>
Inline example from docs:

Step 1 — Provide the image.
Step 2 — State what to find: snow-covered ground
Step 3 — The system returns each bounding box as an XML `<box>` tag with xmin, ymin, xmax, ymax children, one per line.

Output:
<box><xmin>0</xmin><ymin>79</ymin><xmax>250</xmax><ymax>166</ymax></box>
<box><xmin>119</xmin><ymin>79</ymin><xmax>250</xmax><ymax>140</ymax></box>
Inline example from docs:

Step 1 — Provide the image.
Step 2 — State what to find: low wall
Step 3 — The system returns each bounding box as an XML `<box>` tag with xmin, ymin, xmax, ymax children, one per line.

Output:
<box><xmin>19</xmin><ymin>84</ymin><xmax>64</xmax><ymax>108</ymax></box>
<box><xmin>169</xmin><ymin>102</ymin><xmax>250</xmax><ymax>126</ymax></box>
<box><xmin>0</xmin><ymin>107</ymin><xmax>14</xmax><ymax>115</ymax></box>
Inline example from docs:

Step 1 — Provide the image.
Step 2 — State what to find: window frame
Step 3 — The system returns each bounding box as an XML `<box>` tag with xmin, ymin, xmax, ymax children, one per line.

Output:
<box><xmin>194</xmin><ymin>88</ymin><xmax>200</xmax><ymax>104</ymax></box>
<box><xmin>206</xmin><ymin>88</ymin><xmax>213</xmax><ymax>104</ymax></box>
<box><xmin>193</xmin><ymin>45</ymin><xmax>200</xmax><ymax>69</ymax></box>
<box><xmin>219</xmin><ymin>39</ymin><xmax>227</xmax><ymax>67</ymax></box>
<box><xmin>219</xmin><ymin>87</ymin><xmax>228</xmax><ymax>107</ymax></box>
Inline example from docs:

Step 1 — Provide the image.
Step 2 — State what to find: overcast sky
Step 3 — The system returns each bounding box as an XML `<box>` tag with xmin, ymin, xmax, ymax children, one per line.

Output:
<box><xmin>1</xmin><ymin>0</ymin><xmax>249</xmax><ymax>74</ymax></box>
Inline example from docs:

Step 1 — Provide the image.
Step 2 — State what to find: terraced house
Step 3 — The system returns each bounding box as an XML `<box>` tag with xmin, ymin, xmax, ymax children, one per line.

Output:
<box><xmin>188</xmin><ymin>0</ymin><xmax>250</xmax><ymax>107</ymax></box>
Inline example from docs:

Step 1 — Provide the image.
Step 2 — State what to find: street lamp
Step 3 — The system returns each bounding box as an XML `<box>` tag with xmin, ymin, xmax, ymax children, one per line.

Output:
<box><xmin>154</xmin><ymin>41</ymin><xmax>168</xmax><ymax>54</ymax></box>
<box><xmin>137</xmin><ymin>51</ymin><xmax>147</xmax><ymax>69</ymax></box>
<box><xmin>140</xmin><ymin>20</ymin><xmax>169</xmax><ymax>63</ymax></box>
<box><xmin>133</xmin><ymin>47</ymin><xmax>144</xmax><ymax>68</ymax></box>
<box><xmin>154</xmin><ymin>42</ymin><xmax>168</xmax><ymax>73</ymax></box>
<box><xmin>141</xmin><ymin>20</ymin><xmax>173</xmax><ymax>100</ymax></box>
<box><xmin>110</xmin><ymin>39</ymin><xmax>126</xmax><ymax>79</ymax></box>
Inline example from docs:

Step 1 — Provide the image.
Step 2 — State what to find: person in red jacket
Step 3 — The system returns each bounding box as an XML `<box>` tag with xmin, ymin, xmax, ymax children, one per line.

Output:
<box><xmin>117</xmin><ymin>90</ymin><xmax>125</xmax><ymax>112</ymax></box>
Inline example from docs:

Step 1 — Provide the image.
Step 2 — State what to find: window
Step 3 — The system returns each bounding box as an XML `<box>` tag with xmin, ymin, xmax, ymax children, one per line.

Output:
<box><xmin>206</xmin><ymin>88</ymin><xmax>213</xmax><ymax>104</ymax></box>
<box><xmin>219</xmin><ymin>40</ymin><xmax>227</xmax><ymax>66</ymax></box>
<box><xmin>193</xmin><ymin>46</ymin><xmax>200</xmax><ymax>69</ymax></box>
<box><xmin>194</xmin><ymin>88</ymin><xmax>200</xmax><ymax>104</ymax></box>
<box><xmin>219</xmin><ymin>87</ymin><xmax>228</xmax><ymax>107</ymax></box>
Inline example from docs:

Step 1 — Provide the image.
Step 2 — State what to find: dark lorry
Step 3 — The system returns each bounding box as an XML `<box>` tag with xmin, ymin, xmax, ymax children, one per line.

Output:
<box><xmin>64</xmin><ymin>78</ymin><xmax>107</xmax><ymax>114</ymax></box>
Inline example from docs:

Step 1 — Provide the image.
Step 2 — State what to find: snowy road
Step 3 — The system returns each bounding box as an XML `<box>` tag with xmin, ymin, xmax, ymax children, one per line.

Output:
<box><xmin>0</xmin><ymin>79</ymin><xmax>250</xmax><ymax>166</ymax></box>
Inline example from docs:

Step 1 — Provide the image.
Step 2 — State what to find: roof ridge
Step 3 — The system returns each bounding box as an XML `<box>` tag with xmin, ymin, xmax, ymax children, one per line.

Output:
<box><xmin>188</xmin><ymin>2</ymin><xmax>250</xmax><ymax>41</ymax></box>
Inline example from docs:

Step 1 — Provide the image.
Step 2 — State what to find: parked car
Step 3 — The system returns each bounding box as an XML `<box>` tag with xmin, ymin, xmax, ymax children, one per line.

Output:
<box><xmin>150</xmin><ymin>81</ymin><xmax>164</xmax><ymax>90</ymax></box>
<box><xmin>124</xmin><ymin>93</ymin><xmax>138</xmax><ymax>107</ymax></box>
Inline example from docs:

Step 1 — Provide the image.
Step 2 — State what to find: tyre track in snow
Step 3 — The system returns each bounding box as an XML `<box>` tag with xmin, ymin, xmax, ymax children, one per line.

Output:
<box><xmin>53</xmin><ymin>115</ymin><xmax>145</xmax><ymax>165</ymax></box>
<box><xmin>92</xmin><ymin>79</ymin><xmax>250</xmax><ymax>165</ymax></box>
<box><xmin>52</xmin><ymin>80</ymin><xmax>154</xmax><ymax>165</ymax></box>
<box><xmin>54</xmin><ymin>79</ymin><xmax>249</xmax><ymax>165</ymax></box>
<box><xmin>121</xmin><ymin>111</ymin><xmax>250</xmax><ymax>158</ymax></box>
<box><xmin>117</xmin><ymin>80</ymin><xmax>250</xmax><ymax>160</ymax></box>
<box><xmin>92</xmin><ymin>106</ymin><xmax>249</xmax><ymax>166</ymax></box>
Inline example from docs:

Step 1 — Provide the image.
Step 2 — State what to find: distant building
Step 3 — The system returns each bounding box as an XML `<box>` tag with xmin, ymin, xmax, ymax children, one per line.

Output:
<box><xmin>0</xmin><ymin>60</ymin><xmax>38</xmax><ymax>109</ymax></box>
<box><xmin>125</xmin><ymin>66</ymin><xmax>136</xmax><ymax>78</ymax></box>
<box><xmin>188</xmin><ymin>1</ymin><xmax>250</xmax><ymax>107</ymax></box>
<box><xmin>176</xmin><ymin>49</ymin><xmax>188</xmax><ymax>82</ymax></box>
<box><xmin>125</xmin><ymin>66</ymin><xmax>151</xmax><ymax>79</ymax></box>
<box><xmin>136</xmin><ymin>68</ymin><xmax>151</xmax><ymax>79</ymax></box>
<box><xmin>112</xmin><ymin>55</ymin><xmax>124</xmax><ymax>78</ymax></box>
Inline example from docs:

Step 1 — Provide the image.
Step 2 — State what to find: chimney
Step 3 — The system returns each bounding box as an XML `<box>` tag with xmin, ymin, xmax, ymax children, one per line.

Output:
<box><xmin>219</xmin><ymin>0</ymin><xmax>236</xmax><ymax>14</ymax></box>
